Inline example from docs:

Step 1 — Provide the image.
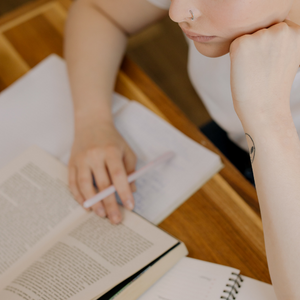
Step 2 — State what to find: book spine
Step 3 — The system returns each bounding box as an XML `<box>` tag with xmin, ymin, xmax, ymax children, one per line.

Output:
<box><xmin>220</xmin><ymin>272</ymin><xmax>243</xmax><ymax>300</ymax></box>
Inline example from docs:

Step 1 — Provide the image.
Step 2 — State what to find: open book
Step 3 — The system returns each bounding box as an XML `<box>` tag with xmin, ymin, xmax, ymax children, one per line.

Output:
<box><xmin>0</xmin><ymin>147</ymin><xmax>188</xmax><ymax>300</ymax></box>
<box><xmin>0</xmin><ymin>54</ymin><xmax>223</xmax><ymax>225</ymax></box>
<box><xmin>0</xmin><ymin>147</ymin><xmax>277</xmax><ymax>300</ymax></box>
<box><xmin>138</xmin><ymin>257</ymin><xmax>278</xmax><ymax>300</ymax></box>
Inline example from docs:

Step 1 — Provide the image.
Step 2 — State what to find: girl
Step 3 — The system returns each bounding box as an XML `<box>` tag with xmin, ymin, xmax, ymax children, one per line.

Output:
<box><xmin>65</xmin><ymin>2</ymin><xmax>300</xmax><ymax>298</ymax></box>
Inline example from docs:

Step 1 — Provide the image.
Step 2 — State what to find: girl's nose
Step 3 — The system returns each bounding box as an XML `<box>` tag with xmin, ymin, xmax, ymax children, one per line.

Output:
<box><xmin>169</xmin><ymin>0</ymin><xmax>201</xmax><ymax>23</ymax></box>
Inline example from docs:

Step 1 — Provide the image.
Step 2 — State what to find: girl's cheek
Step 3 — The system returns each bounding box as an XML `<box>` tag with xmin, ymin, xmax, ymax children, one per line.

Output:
<box><xmin>203</xmin><ymin>5</ymin><xmax>243</xmax><ymax>35</ymax></box>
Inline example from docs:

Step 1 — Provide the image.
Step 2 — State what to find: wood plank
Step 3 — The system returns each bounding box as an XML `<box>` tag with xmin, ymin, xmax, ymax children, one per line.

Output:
<box><xmin>42</xmin><ymin>3</ymin><xmax>67</xmax><ymax>36</ymax></box>
<box><xmin>0</xmin><ymin>34</ymin><xmax>30</xmax><ymax>89</ymax></box>
<box><xmin>116</xmin><ymin>71</ymin><xmax>168</xmax><ymax>122</ymax></box>
<box><xmin>0</xmin><ymin>76</ymin><xmax>6</xmax><ymax>92</ymax></box>
<box><xmin>57</xmin><ymin>0</ymin><xmax>71</xmax><ymax>10</ymax></box>
<box><xmin>203</xmin><ymin>175</ymin><xmax>264</xmax><ymax>253</ymax></box>
<box><xmin>159</xmin><ymin>176</ymin><xmax>270</xmax><ymax>283</ymax></box>
<box><xmin>3</xmin><ymin>14</ymin><xmax>63</xmax><ymax>68</ymax></box>
<box><xmin>0</xmin><ymin>0</ymin><xmax>50</xmax><ymax>27</ymax></box>
<box><xmin>0</xmin><ymin>1</ymin><xmax>58</xmax><ymax>32</ymax></box>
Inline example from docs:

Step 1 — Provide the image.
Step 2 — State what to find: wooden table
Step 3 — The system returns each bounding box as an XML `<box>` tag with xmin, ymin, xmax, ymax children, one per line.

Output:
<box><xmin>0</xmin><ymin>0</ymin><xmax>271</xmax><ymax>284</ymax></box>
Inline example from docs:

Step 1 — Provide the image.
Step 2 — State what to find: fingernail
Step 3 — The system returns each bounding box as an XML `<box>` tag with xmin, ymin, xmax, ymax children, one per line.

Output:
<box><xmin>126</xmin><ymin>199</ymin><xmax>134</xmax><ymax>210</ymax></box>
<box><xmin>111</xmin><ymin>213</ymin><xmax>121</xmax><ymax>224</ymax></box>
<box><xmin>97</xmin><ymin>207</ymin><xmax>106</xmax><ymax>218</ymax></box>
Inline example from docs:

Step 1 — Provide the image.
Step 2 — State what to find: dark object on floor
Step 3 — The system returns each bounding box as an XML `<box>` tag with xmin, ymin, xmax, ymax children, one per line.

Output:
<box><xmin>200</xmin><ymin>121</ymin><xmax>255</xmax><ymax>186</ymax></box>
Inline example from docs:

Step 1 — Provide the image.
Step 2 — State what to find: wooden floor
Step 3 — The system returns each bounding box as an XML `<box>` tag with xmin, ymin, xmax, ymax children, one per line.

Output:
<box><xmin>0</xmin><ymin>0</ymin><xmax>211</xmax><ymax>127</ymax></box>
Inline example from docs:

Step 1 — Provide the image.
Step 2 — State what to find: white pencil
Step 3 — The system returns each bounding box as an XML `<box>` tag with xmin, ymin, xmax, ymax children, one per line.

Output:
<box><xmin>83</xmin><ymin>151</ymin><xmax>175</xmax><ymax>208</ymax></box>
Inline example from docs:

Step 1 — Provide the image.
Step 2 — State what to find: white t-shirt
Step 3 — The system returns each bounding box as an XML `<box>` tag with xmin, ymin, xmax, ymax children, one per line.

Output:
<box><xmin>147</xmin><ymin>0</ymin><xmax>300</xmax><ymax>150</ymax></box>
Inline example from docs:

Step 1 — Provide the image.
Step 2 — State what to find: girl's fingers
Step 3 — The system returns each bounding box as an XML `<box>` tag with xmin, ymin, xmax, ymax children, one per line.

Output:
<box><xmin>68</xmin><ymin>143</ymin><xmax>137</xmax><ymax>223</ymax></box>
<box><xmin>91</xmin><ymin>200</ymin><xmax>106</xmax><ymax>218</ymax></box>
<box><xmin>105</xmin><ymin>148</ymin><xmax>135</xmax><ymax>210</ymax></box>
<box><xmin>123</xmin><ymin>148</ymin><xmax>137</xmax><ymax>175</ymax></box>
<box><xmin>77</xmin><ymin>162</ymin><xmax>96</xmax><ymax>203</ymax></box>
<box><xmin>68</xmin><ymin>164</ymin><xmax>90</xmax><ymax>210</ymax></box>
<box><xmin>92</xmin><ymin>162</ymin><xmax>122</xmax><ymax>224</ymax></box>
<box><xmin>124</xmin><ymin>148</ymin><xmax>138</xmax><ymax>195</ymax></box>
<box><xmin>103</xmin><ymin>194</ymin><xmax>122</xmax><ymax>224</ymax></box>
<box><xmin>130</xmin><ymin>182</ymin><xmax>137</xmax><ymax>193</ymax></box>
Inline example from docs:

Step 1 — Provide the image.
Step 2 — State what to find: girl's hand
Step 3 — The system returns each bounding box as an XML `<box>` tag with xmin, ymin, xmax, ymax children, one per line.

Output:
<box><xmin>68</xmin><ymin>120</ymin><xmax>137</xmax><ymax>224</ymax></box>
<box><xmin>230</xmin><ymin>20</ymin><xmax>300</xmax><ymax>124</ymax></box>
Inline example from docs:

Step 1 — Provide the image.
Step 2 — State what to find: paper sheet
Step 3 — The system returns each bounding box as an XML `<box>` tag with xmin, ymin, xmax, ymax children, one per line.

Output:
<box><xmin>114</xmin><ymin>102</ymin><xmax>222</xmax><ymax>223</ymax></box>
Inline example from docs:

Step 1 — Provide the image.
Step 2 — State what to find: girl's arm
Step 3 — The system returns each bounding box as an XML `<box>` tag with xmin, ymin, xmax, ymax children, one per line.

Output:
<box><xmin>64</xmin><ymin>0</ymin><xmax>167</xmax><ymax>223</ymax></box>
<box><xmin>230</xmin><ymin>21</ymin><xmax>300</xmax><ymax>299</ymax></box>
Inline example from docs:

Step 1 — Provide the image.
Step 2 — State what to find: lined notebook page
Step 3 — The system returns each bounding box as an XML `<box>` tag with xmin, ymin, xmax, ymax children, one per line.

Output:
<box><xmin>137</xmin><ymin>257</ymin><xmax>238</xmax><ymax>300</ymax></box>
<box><xmin>114</xmin><ymin>102</ymin><xmax>222</xmax><ymax>224</ymax></box>
<box><xmin>236</xmin><ymin>277</ymin><xmax>277</xmax><ymax>300</ymax></box>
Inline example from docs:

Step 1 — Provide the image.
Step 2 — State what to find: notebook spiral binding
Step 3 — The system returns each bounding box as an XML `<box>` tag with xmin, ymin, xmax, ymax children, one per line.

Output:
<box><xmin>220</xmin><ymin>272</ymin><xmax>244</xmax><ymax>300</ymax></box>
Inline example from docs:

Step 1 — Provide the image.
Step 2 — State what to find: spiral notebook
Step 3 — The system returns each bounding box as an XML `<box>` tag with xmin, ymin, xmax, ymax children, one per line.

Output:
<box><xmin>137</xmin><ymin>257</ymin><xmax>277</xmax><ymax>300</ymax></box>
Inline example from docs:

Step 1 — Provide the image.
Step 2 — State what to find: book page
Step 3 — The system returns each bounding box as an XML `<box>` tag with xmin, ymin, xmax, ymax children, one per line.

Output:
<box><xmin>114</xmin><ymin>102</ymin><xmax>223</xmax><ymax>224</ymax></box>
<box><xmin>236</xmin><ymin>277</ymin><xmax>277</xmax><ymax>300</ymax></box>
<box><xmin>137</xmin><ymin>257</ymin><xmax>239</xmax><ymax>300</ymax></box>
<box><xmin>0</xmin><ymin>208</ymin><xmax>179</xmax><ymax>300</ymax></box>
<box><xmin>0</xmin><ymin>147</ymin><xmax>85</xmax><ymax>290</ymax></box>
<box><xmin>0</xmin><ymin>146</ymin><xmax>180</xmax><ymax>300</ymax></box>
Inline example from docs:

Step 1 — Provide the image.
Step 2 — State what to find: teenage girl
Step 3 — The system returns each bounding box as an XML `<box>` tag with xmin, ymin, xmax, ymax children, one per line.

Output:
<box><xmin>65</xmin><ymin>1</ymin><xmax>300</xmax><ymax>298</ymax></box>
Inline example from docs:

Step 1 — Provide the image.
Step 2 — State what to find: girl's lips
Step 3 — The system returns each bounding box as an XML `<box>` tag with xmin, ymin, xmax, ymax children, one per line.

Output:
<box><xmin>183</xmin><ymin>30</ymin><xmax>217</xmax><ymax>43</ymax></box>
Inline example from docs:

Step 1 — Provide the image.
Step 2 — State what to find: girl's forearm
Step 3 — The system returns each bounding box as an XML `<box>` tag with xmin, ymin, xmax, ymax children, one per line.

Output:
<box><xmin>241</xmin><ymin>109</ymin><xmax>300</xmax><ymax>300</ymax></box>
<box><xmin>64</xmin><ymin>0</ymin><xmax>127</xmax><ymax>128</ymax></box>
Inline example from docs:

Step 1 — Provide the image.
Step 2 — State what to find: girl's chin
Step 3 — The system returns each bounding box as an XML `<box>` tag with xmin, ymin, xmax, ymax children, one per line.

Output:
<box><xmin>194</xmin><ymin>40</ymin><xmax>231</xmax><ymax>58</ymax></box>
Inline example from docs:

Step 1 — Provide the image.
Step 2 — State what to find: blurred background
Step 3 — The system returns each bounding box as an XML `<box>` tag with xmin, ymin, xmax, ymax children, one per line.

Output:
<box><xmin>0</xmin><ymin>0</ymin><xmax>211</xmax><ymax>128</ymax></box>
